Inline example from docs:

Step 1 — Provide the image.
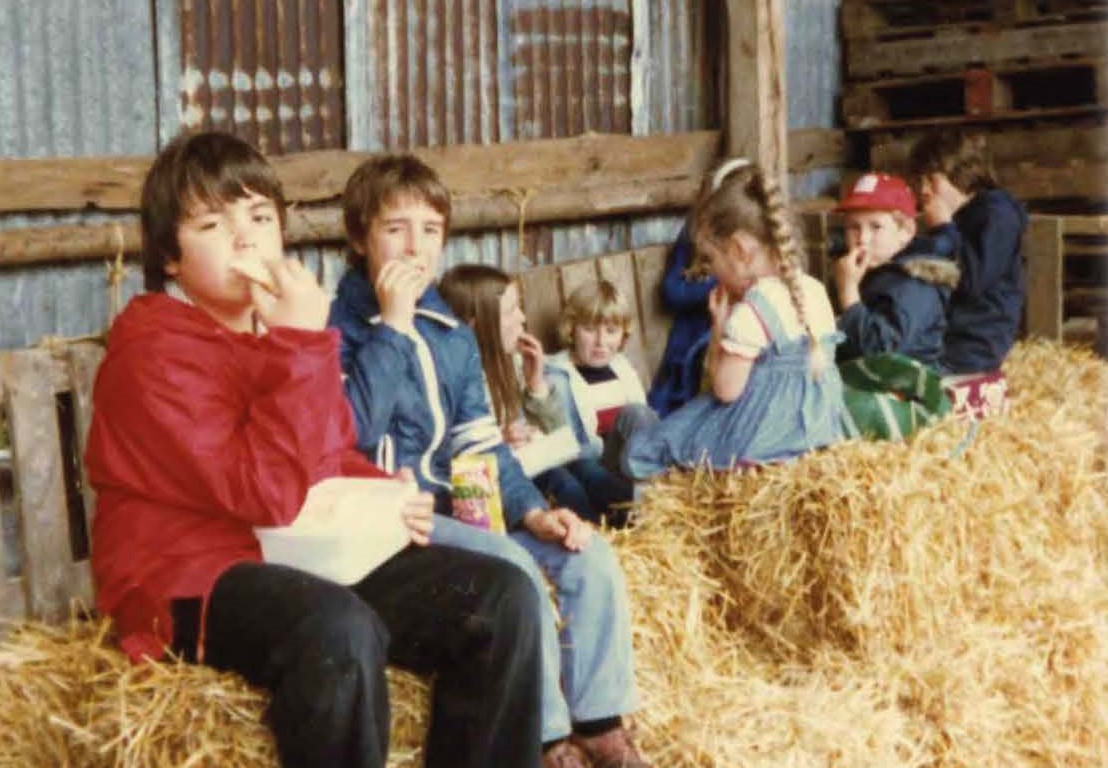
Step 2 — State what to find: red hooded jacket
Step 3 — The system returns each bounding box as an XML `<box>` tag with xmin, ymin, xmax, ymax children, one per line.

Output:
<box><xmin>86</xmin><ymin>294</ymin><xmax>386</xmax><ymax>662</ymax></box>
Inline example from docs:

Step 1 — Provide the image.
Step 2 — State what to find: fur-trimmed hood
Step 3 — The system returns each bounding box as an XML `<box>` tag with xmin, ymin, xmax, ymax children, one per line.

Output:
<box><xmin>893</xmin><ymin>252</ymin><xmax>961</xmax><ymax>289</ymax></box>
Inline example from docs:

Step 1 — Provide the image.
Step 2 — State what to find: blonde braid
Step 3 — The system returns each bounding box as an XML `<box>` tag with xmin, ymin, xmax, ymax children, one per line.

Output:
<box><xmin>760</xmin><ymin>174</ymin><xmax>828</xmax><ymax>379</ymax></box>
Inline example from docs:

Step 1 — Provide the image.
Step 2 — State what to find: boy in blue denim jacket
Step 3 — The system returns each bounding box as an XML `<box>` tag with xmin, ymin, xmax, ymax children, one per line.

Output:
<box><xmin>328</xmin><ymin>154</ymin><xmax>649</xmax><ymax>768</ymax></box>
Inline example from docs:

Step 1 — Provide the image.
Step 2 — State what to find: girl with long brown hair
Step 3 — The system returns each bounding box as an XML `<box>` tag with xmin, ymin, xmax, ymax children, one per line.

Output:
<box><xmin>438</xmin><ymin>264</ymin><xmax>636</xmax><ymax>528</ymax></box>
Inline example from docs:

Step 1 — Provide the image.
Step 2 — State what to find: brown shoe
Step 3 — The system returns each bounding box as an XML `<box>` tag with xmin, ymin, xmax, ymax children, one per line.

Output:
<box><xmin>543</xmin><ymin>739</ymin><xmax>591</xmax><ymax>768</ymax></box>
<box><xmin>572</xmin><ymin>725</ymin><xmax>651</xmax><ymax>768</ymax></box>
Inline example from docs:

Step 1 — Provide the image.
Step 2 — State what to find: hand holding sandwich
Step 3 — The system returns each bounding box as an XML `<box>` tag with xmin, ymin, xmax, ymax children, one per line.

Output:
<box><xmin>231</xmin><ymin>257</ymin><xmax>330</xmax><ymax>332</ymax></box>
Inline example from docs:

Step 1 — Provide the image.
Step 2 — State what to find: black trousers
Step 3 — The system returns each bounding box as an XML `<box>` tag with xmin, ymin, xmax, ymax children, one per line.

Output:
<box><xmin>175</xmin><ymin>545</ymin><xmax>542</xmax><ymax>768</ymax></box>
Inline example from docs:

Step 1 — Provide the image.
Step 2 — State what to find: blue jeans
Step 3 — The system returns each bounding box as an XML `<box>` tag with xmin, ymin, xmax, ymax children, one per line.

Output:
<box><xmin>430</xmin><ymin>514</ymin><xmax>639</xmax><ymax>742</ymax></box>
<box><xmin>533</xmin><ymin>460</ymin><xmax>633</xmax><ymax>527</ymax></box>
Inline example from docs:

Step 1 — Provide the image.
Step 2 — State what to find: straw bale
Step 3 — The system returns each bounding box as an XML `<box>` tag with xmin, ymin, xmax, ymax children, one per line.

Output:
<box><xmin>615</xmin><ymin>339</ymin><xmax>1108</xmax><ymax>766</ymax></box>
<box><xmin>0</xmin><ymin>618</ymin><xmax>429</xmax><ymax>767</ymax></box>
<box><xmin>0</xmin><ymin>339</ymin><xmax>1103</xmax><ymax>767</ymax></box>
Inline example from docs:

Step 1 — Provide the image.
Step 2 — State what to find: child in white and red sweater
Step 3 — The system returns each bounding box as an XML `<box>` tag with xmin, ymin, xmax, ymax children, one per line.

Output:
<box><xmin>547</xmin><ymin>281</ymin><xmax>656</xmax><ymax>500</ymax></box>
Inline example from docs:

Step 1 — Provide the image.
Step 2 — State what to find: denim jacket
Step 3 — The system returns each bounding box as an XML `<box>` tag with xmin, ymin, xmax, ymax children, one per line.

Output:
<box><xmin>328</xmin><ymin>267</ymin><xmax>546</xmax><ymax>528</ymax></box>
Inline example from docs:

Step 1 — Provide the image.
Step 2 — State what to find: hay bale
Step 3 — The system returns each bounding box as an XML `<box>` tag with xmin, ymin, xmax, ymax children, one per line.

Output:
<box><xmin>617</xmin><ymin>339</ymin><xmax>1108</xmax><ymax>766</ymax></box>
<box><xmin>0</xmin><ymin>339</ymin><xmax>1104</xmax><ymax>766</ymax></box>
<box><xmin>0</xmin><ymin>619</ymin><xmax>428</xmax><ymax>767</ymax></box>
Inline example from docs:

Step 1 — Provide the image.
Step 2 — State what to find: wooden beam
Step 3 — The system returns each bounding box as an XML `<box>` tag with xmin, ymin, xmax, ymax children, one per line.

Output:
<box><xmin>1023</xmin><ymin>216</ymin><xmax>1065</xmax><ymax>341</ymax></box>
<box><xmin>723</xmin><ymin>0</ymin><xmax>788</xmax><ymax>190</ymax></box>
<box><xmin>0</xmin><ymin>128</ymin><xmax>846</xmax><ymax>217</ymax></box>
<box><xmin>0</xmin><ymin>129</ymin><xmax>849</xmax><ymax>268</ymax></box>
<box><xmin>0</xmin><ymin>131</ymin><xmax>721</xmax><ymax>214</ymax></box>
<box><xmin>0</xmin><ymin>178</ymin><xmax>702</xmax><ymax>267</ymax></box>
<box><xmin>869</xmin><ymin>122</ymin><xmax>1108</xmax><ymax>173</ymax></box>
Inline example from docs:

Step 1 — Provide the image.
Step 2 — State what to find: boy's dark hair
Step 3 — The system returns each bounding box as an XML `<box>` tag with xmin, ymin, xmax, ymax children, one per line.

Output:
<box><xmin>140</xmin><ymin>131</ymin><xmax>287</xmax><ymax>292</ymax></box>
<box><xmin>342</xmin><ymin>154</ymin><xmax>452</xmax><ymax>269</ymax></box>
<box><xmin>908</xmin><ymin>130</ymin><xmax>997</xmax><ymax>196</ymax></box>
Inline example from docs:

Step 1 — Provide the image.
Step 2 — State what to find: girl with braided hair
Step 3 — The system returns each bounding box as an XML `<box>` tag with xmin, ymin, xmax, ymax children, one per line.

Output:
<box><xmin>622</xmin><ymin>158</ymin><xmax>845</xmax><ymax>478</ymax></box>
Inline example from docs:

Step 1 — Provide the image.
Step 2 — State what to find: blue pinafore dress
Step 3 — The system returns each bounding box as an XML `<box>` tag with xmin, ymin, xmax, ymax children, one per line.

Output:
<box><xmin>623</xmin><ymin>284</ymin><xmax>844</xmax><ymax>479</ymax></box>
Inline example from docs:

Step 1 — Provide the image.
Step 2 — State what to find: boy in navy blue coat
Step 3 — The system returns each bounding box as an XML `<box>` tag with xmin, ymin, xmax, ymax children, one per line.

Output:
<box><xmin>908</xmin><ymin>130</ymin><xmax>1027</xmax><ymax>419</ymax></box>
<box><xmin>834</xmin><ymin>173</ymin><xmax>960</xmax><ymax>369</ymax></box>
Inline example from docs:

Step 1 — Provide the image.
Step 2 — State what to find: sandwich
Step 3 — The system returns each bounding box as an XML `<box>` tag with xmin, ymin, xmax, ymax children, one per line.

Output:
<box><xmin>229</xmin><ymin>259</ymin><xmax>278</xmax><ymax>294</ymax></box>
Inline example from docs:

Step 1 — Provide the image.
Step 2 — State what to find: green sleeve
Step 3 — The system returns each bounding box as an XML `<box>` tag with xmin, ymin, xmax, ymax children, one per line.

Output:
<box><xmin>521</xmin><ymin>384</ymin><xmax>566</xmax><ymax>433</ymax></box>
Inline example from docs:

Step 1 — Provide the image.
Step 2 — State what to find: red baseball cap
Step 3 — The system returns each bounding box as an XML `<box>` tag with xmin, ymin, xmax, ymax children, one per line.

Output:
<box><xmin>836</xmin><ymin>173</ymin><xmax>917</xmax><ymax>218</ymax></box>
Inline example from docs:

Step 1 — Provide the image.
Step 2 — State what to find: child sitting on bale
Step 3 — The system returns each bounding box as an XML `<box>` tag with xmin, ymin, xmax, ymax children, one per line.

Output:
<box><xmin>908</xmin><ymin>129</ymin><xmax>1028</xmax><ymax>419</ymax></box>
<box><xmin>646</xmin><ymin>224</ymin><xmax>717</xmax><ymax>418</ymax></box>
<box><xmin>623</xmin><ymin>158</ymin><xmax>845</xmax><ymax>477</ymax></box>
<box><xmin>438</xmin><ymin>263</ymin><xmax>637</xmax><ymax>529</ymax></box>
<box><xmin>329</xmin><ymin>154</ymin><xmax>650</xmax><ymax>768</ymax></box>
<box><xmin>833</xmin><ymin>172</ymin><xmax>960</xmax><ymax>439</ymax></box>
<box><xmin>85</xmin><ymin>131</ymin><xmax>544</xmax><ymax>768</ymax></box>
<box><xmin>544</xmin><ymin>279</ymin><xmax>657</xmax><ymax>525</ymax></box>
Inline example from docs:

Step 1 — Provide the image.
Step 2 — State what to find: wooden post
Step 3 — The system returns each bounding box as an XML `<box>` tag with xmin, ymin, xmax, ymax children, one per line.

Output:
<box><xmin>1023</xmin><ymin>216</ymin><xmax>1064</xmax><ymax>342</ymax></box>
<box><xmin>723</xmin><ymin>0</ymin><xmax>788</xmax><ymax>192</ymax></box>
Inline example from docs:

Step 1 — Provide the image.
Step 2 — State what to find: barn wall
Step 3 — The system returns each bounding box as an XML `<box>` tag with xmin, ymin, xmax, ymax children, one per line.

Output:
<box><xmin>0</xmin><ymin>0</ymin><xmax>842</xmax><ymax>347</ymax></box>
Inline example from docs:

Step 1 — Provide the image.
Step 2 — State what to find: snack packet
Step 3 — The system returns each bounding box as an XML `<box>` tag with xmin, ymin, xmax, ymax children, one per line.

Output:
<box><xmin>451</xmin><ymin>453</ymin><xmax>506</xmax><ymax>533</ymax></box>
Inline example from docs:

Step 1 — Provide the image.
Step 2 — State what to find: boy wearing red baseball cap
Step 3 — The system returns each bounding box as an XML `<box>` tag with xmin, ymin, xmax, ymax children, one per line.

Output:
<box><xmin>833</xmin><ymin>172</ymin><xmax>960</xmax><ymax>369</ymax></box>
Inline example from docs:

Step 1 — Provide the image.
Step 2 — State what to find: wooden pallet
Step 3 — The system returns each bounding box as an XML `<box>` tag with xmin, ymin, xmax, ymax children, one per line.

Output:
<box><xmin>843</xmin><ymin>0</ymin><xmax>1108</xmax><ymax>42</ymax></box>
<box><xmin>867</xmin><ymin>120</ymin><xmax>1108</xmax><ymax>203</ymax></box>
<box><xmin>843</xmin><ymin>58</ymin><xmax>1108</xmax><ymax>130</ymax></box>
<box><xmin>845</xmin><ymin>18</ymin><xmax>1107</xmax><ymax>79</ymax></box>
<box><xmin>0</xmin><ymin>342</ymin><xmax>102</xmax><ymax>626</ymax></box>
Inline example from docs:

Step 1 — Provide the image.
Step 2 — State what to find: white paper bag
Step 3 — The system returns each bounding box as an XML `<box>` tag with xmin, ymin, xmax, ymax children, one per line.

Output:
<box><xmin>513</xmin><ymin>425</ymin><xmax>581</xmax><ymax>477</ymax></box>
<box><xmin>255</xmin><ymin>477</ymin><xmax>416</xmax><ymax>585</ymax></box>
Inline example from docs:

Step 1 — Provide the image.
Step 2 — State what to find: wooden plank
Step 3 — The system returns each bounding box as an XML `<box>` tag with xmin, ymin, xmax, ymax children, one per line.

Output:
<box><xmin>518</xmin><ymin>264</ymin><xmax>565</xmax><ymax>354</ymax></box>
<box><xmin>843</xmin><ymin>58</ymin><xmax>1108</xmax><ymax>131</ymax></box>
<box><xmin>797</xmin><ymin>210</ymin><xmax>833</xmax><ymax>285</ymax></box>
<box><xmin>0</xmin><ymin>131</ymin><xmax>722</xmax><ymax>213</ymax></box>
<box><xmin>1</xmin><ymin>144</ymin><xmax>848</xmax><ymax>269</ymax></box>
<box><xmin>0</xmin><ymin>127</ymin><xmax>845</xmax><ymax>216</ymax></box>
<box><xmin>1002</xmin><ymin>160</ymin><xmax>1108</xmax><ymax>202</ymax></box>
<box><xmin>1062</xmin><ymin>214</ymin><xmax>1108</xmax><ymax>236</ymax></box>
<box><xmin>847</xmin><ymin>20</ymin><xmax>1108</xmax><ymax>79</ymax></box>
<box><xmin>1</xmin><ymin>350</ymin><xmax>92</xmax><ymax>622</ymax></box>
<box><xmin>0</xmin><ymin>410</ymin><xmax>28</xmax><ymax>623</ymax></box>
<box><xmin>788</xmin><ymin>129</ymin><xmax>848</xmax><ymax>174</ymax></box>
<box><xmin>632</xmin><ymin>246</ymin><xmax>673</xmax><ymax>384</ymax></box>
<box><xmin>596</xmin><ymin>250</ymin><xmax>651</xmax><ymax>387</ymax></box>
<box><xmin>1023</xmin><ymin>216</ymin><xmax>1066</xmax><ymax>340</ymax></box>
<box><xmin>870</xmin><ymin>122</ymin><xmax>1108</xmax><ymax>173</ymax></box>
<box><xmin>0</xmin><ymin>181</ymin><xmax>700</xmax><ymax>268</ymax></box>
<box><xmin>724</xmin><ymin>0</ymin><xmax>788</xmax><ymax>190</ymax></box>
<box><xmin>557</xmin><ymin>259</ymin><xmax>602</xmax><ymax>319</ymax></box>
<box><xmin>67</xmin><ymin>343</ymin><xmax>105</xmax><ymax>547</ymax></box>
<box><xmin>842</xmin><ymin>0</ymin><xmax>1105</xmax><ymax>42</ymax></box>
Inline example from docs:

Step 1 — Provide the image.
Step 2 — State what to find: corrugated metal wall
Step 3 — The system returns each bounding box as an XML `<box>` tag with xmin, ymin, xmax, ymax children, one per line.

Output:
<box><xmin>1</xmin><ymin>0</ymin><xmax>842</xmax><ymax>348</ymax></box>
<box><xmin>0</xmin><ymin>0</ymin><xmax>153</xmax><ymax>350</ymax></box>
<box><xmin>176</xmin><ymin>0</ymin><xmax>345</xmax><ymax>153</ymax></box>
<box><xmin>344</xmin><ymin>0</ymin><xmax>718</xmax><ymax>275</ymax></box>
<box><xmin>787</xmin><ymin>0</ymin><xmax>843</xmax><ymax>200</ymax></box>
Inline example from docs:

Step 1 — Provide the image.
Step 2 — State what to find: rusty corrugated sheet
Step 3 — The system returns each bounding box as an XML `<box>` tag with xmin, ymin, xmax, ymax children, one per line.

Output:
<box><xmin>343</xmin><ymin>1</ymin><xmax>720</xmax><ymax>271</ymax></box>
<box><xmin>509</xmin><ymin>1</ymin><xmax>633</xmax><ymax>139</ymax></box>
<box><xmin>178</xmin><ymin>0</ymin><xmax>345</xmax><ymax>154</ymax></box>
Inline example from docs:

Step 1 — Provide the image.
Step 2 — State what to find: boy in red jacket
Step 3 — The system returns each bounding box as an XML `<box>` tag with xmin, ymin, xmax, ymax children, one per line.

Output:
<box><xmin>85</xmin><ymin>131</ymin><xmax>541</xmax><ymax>768</ymax></box>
